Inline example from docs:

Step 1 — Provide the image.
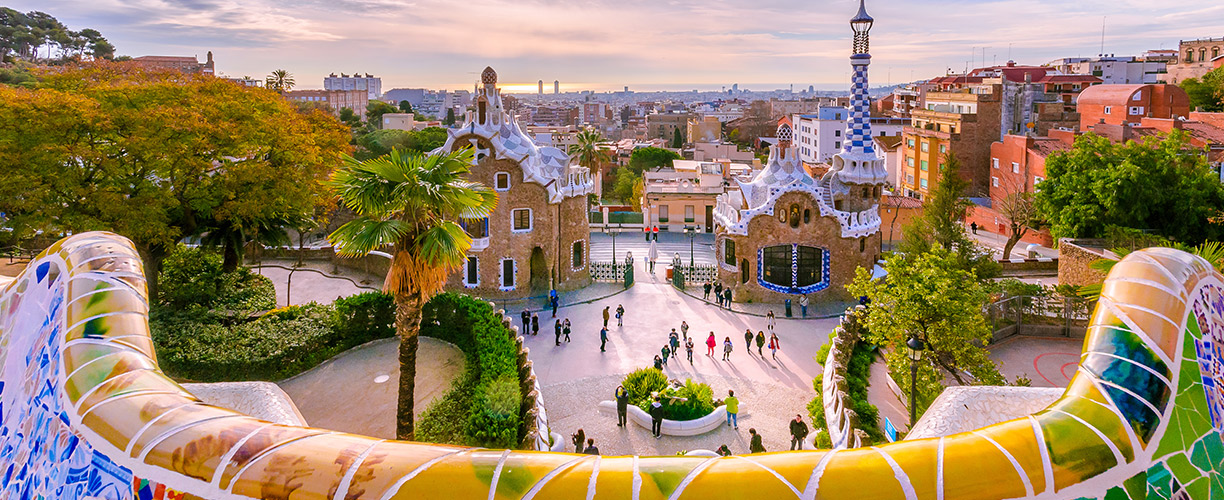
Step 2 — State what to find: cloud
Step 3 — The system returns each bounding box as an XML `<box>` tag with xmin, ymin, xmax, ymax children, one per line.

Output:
<box><xmin>10</xmin><ymin>0</ymin><xmax>1219</xmax><ymax>90</ymax></box>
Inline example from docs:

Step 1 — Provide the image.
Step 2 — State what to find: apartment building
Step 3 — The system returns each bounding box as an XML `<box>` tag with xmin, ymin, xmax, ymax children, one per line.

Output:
<box><xmin>899</xmin><ymin>84</ymin><xmax>1002</xmax><ymax>199</ymax></box>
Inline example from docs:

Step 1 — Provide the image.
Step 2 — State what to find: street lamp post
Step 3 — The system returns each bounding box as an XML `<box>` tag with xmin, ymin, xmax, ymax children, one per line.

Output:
<box><xmin>684</xmin><ymin>225</ymin><xmax>696</xmax><ymax>268</ymax></box>
<box><xmin>906</xmin><ymin>336</ymin><xmax>926</xmax><ymax>430</ymax></box>
<box><xmin>605</xmin><ymin>224</ymin><xmax>619</xmax><ymax>261</ymax></box>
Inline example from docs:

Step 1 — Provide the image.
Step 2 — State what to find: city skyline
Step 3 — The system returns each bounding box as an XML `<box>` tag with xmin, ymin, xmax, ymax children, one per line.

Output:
<box><xmin>8</xmin><ymin>0</ymin><xmax>1223</xmax><ymax>92</ymax></box>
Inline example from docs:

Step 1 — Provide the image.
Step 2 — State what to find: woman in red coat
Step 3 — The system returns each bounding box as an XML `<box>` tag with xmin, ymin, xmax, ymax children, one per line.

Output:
<box><xmin>705</xmin><ymin>332</ymin><xmax>717</xmax><ymax>356</ymax></box>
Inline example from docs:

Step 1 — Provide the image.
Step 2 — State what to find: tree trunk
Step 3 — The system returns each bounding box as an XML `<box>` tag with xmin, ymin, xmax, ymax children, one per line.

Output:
<box><xmin>1002</xmin><ymin>237</ymin><xmax>1018</xmax><ymax>261</ymax></box>
<box><xmin>138</xmin><ymin>244</ymin><xmax>168</xmax><ymax>305</ymax></box>
<box><xmin>221</xmin><ymin>236</ymin><xmax>241</xmax><ymax>273</ymax></box>
<box><xmin>394</xmin><ymin>290</ymin><xmax>425</xmax><ymax>440</ymax></box>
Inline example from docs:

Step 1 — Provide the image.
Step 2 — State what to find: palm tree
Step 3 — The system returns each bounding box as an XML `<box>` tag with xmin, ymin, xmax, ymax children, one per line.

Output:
<box><xmin>569</xmin><ymin>128</ymin><xmax>610</xmax><ymax>213</ymax></box>
<box><xmin>328</xmin><ymin>147</ymin><xmax>496</xmax><ymax>439</ymax></box>
<box><xmin>265</xmin><ymin>69</ymin><xmax>295</xmax><ymax>93</ymax></box>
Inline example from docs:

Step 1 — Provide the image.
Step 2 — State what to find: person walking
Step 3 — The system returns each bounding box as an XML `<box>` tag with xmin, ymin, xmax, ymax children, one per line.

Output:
<box><xmin>766</xmin><ymin>311</ymin><xmax>776</xmax><ymax>332</ymax></box>
<box><xmin>971</xmin><ymin>221</ymin><xmax>978</xmax><ymax>235</ymax></box>
<box><xmin>554</xmin><ymin>319</ymin><xmax>562</xmax><ymax>346</ymax></box>
<box><xmin>602</xmin><ymin>306</ymin><xmax>610</xmax><ymax>328</ymax></box>
<box><xmin>722</xmin><ymin>337</ymin><xmax>733</xmax><ymax>361</ymax></box>
<box><xmin>616</xmin><ymin>304</ymin><xmax>624</xmax><ymax>327</ymax></box>
<box><xmin>563</xmin><ymin>319</ymin><xmax>572</xmax><ymax>342</ymax></box>
<box><xmin>661</xmin><ymin>344</ymin><xmax>671</xmax><ymax>365</ymax></box>
<box><xmin>684</xmin><ymin>338</ymin><xmax>694</xmax><ymax>363</ymax></box>
<box><xmin>571</xmin><ymin>428</ymin><xmax>586</xmax><ymax>454</ymax></box>
<box><xmin>749</xmin><ymin>428</ymin><xmax>765</xmax><ymax>453</ymax></box>
<box><xmin>653</xmin><ymin>355</ymin><xmax>663</xmax><ymax>370</ymax></box>
<box><xmin>680</xmin><ymin>321</ymin><xmax>689</xmax><ymax>340</ymax></box>
<box><xmin>724</xmin><ymin>390</ymin><xmax>739</xmax><ymax>428</ymax></box>
<box><xmin>600</xmin><ymin>327</ymin><xmax>609</xmax><ymax>352</ymax></box>
<box><xmin>550</xmin><ymin>292</ymin><xmax>559</xmax><ymax>318</ymax></box>
<box><xmin>769</xmin><ymin>332</ymin><xmax>781</xmax><ymax>360</ymax></box>
<box><xmin>703</xmin><ymin>282</ymin><xmax>712</xmax><ymax>300</ymax></box>
<box><xmin>669</xmin><ymin>330</ymin><xmax>680</xmax><ymax>353</ymax></box>
<box><xmin>645</xmin><ymin>226</ymin><xmax>650</xmax><ymax>242</ymax></box>
<box><xmin>789</xmin><ymin>414</ymin><xmax>809</xmax><ymax>450</ymax></box>
<box><xmin>723</xmin><ymin>288</ymin><xmax>732</xmax><ymax>308</ymax></box>
<box><xmin>800</xmin><ymin>294</ymin><xmax>809</xmax><ymax>318</ymax></box>
<box><xmin>743</xmin><ymin>329</ymin><xmax>754</xmax><ymax>353</ymax></box>
<box><xmin>714</xmin><ymin>283</ymin><xmax>724</xmax><ymax>306</ymax></box>
<box><xmin>706</xmin><ymin>332</ymin><xmax>717</xmax><ymax>356</ymax></box>
<box><xmin>615</xmin><ymin>385</ymin><xmax>629</xmax><ymax>427</ymax></box>
<box><xmin>521</xmin><ymin>309</ymin><xmax>530</xmax><ymax>332</ymax></box>
<box><xmin>755</xmin><ymin>330</ymin><xmax>766</xmax><ymax>357</ymax></box>
<box><xmin>531</xmin><ymin>313</ymin><xmax>539</xmax><ymax>336</ymax></box>
<box><xmin>583</xmin><ymin>438</ymin><xmax>600</xmax><ymax>455</ymax></box>
<box><xmin>649</xmin><ymin>396</ymin><xmax>664</xmax><ymax>438</ymax></box>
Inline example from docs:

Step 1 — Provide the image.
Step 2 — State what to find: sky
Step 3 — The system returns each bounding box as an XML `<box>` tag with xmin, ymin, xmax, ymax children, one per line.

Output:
<box><xmin>12</xmin><ymin>0</ymin><xmax>1224</xmax><ymax>92</ymax></box>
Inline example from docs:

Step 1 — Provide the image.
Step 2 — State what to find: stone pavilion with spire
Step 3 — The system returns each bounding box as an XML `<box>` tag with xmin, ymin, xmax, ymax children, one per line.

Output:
<box><xmin>712</xmin><ymin>0</ymin><xmax>886</xmax><ymax>303</ymax></box>
<box><xmin>434</xmin><ymin>67</ymin><xmax>596</xmax><ymax>298</ymax></box>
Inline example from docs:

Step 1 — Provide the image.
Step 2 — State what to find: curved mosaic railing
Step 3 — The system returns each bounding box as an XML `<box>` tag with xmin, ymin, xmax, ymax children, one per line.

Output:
<box><xmin>1</xmin><ymin>231</ymin><xmax>1222</xmax><ymax>499</ymax></box>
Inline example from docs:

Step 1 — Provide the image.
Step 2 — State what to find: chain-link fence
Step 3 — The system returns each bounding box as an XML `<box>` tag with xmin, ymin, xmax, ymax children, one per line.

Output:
<box><xmin>987</xmin><ymin>294</ymin><xmax>1092</xmax><ymax>343</ymax></box>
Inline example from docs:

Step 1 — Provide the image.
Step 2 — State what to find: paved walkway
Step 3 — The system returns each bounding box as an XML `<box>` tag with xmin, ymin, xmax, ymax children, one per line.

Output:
<box><xmin>989</xmin><ymin>335</ymin><xmax>1084</xmax><ymax>387</ymax></box>
<box><xmin>253</xmin><ymin>259</ymin><xmax>381</xmax><ymax>307</ymax></box>
<box><xmin>278</xmin><ymin>337</ymin><xmax>465</xmax><ymax>440</ymax></box>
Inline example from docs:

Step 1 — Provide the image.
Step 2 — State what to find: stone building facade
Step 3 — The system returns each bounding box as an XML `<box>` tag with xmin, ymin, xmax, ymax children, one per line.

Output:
<box><xmin>435</xmin><ymin>67</ymin><xmax>595</xmax><ymax>298</ymax></box>
<box><xmin>1167</xmin><ymin>37</ymin><xmax>1224</xmax><ymax>84</ymax></box>
<box><xmin>711</xmin><ymin>0</ymin><xmax>884</xmax><ymax>304</ymax></box>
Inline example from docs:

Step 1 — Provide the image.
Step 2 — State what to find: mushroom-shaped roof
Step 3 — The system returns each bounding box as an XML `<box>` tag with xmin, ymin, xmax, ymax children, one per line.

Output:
<box><xmin>481</xmin><ymin>66</ymin><xmax>498</xmax><ymax>85</ymax></box>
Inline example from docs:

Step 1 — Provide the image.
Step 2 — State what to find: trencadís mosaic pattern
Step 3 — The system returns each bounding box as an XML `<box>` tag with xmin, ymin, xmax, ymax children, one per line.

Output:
<box><xmin>0</xmin><ymin>232</ymin><xmax>1222</xmax><ymax>499</ymax></box>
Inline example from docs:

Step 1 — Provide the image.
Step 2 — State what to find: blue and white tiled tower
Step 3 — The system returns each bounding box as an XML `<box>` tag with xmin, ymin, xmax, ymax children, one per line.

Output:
<box><xmin>828</xmin><ymin>0</ymin><xmax>888</xmax><ymax>212</ymax></box>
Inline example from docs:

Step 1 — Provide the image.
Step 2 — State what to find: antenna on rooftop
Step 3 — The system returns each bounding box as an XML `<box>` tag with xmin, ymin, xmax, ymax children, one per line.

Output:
<box><xmin>1100</xmin><ymin>16</ymin><xmax>1107</xmax><ymax>56</ymax></box>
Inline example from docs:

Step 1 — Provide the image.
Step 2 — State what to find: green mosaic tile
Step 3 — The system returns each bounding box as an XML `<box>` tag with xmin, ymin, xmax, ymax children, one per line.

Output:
<box><xmin>1103</xmin><ymin>486</ymin><xmax>1129</xmax><ymax>500</ymax></box>
<box><xmin>1183</xmin><ymin>476</ymin><xmax>1209</xmax><ymax>499</ymax></box>
<box><xmin>1123</xmin><ymin>470</ymin><xmax>1147</xmax><ymax>500</ymax></box>
<box><xmin>1210</xmin><ymin>473</ymin><xmax>1223</xmax><ymax>500</ymax></box>
<box><xmin>1187</xmin><ymin>314</ymin><xmax>1202</xmax><ymax>340</ymax></box>
<box><xmin>1200</xmin><ymin>433</ymin><xmax>1224</xmax><ymax>470</ymax></box>
<box><xmin>1166</xmin><ymin>452</ymin><xmax>1201</xmax><ymax>487</ymax></box>
<box><xmin>1148</xmin><ymin>462</ymin><xmax>1173</xmax><ymax>499</ymax></box>
<box><xmin>1190</xmin><ymin>437</ymin><xmax>1212</xmax><ymax>473</ymax></box>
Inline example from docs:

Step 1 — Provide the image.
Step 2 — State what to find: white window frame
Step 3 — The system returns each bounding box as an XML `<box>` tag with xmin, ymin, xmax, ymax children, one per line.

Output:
<box><xmin>495</xmin><ymin>172</ymin><xmax>511</xmax><ymax>191</ymax></box>
<box><xmin>992</xmin><ymin>158</ymin><xmax>1000</xmax><ymax>169</ymax></box>
<box><xmin>1132</xmin><ymin>92</ymin><xmax>1143</xmax><ymax>101</ymax></box>
<box><xmin>1012</xmin><ymin>162</ymin><xmax>1020</xmax><ymax>174</ymax></box>
<box><xmin>1129</xmin><ymin>106</ymin><xmax>1144</xmax><ymax>116</ymax></box>
<box><xmin>1104</xmin><ymin>106</ymin><xmax>1112</xmax><ymax>115</ymax></box>
<box><xmin>463</xmin><ymin>256</ymin><xmax>479</xmax><ymax>288</ymax></box>
<box><xmin>992</xmin><ymin>176</ymin><xmax>1000</xmax><ymax>187</ymax></box>
<box><xmin>511</xmin><ymin>208</ymin><xmax>533</xmax><ymax>233</ymax></box>
<box><xmin>571</xmin><ymin>240</ymin><xmax>586</xmax><ymax>271</ymax></box>
<box><xmin>499</xmin><ymin>258</ymin><xmax>517</xmax><ymax>291</ymax></box>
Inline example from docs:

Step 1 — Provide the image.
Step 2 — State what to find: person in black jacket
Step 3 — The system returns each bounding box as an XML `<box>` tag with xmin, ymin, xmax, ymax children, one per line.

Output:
<box><xmin>749</xmin><ymin>428</ymin><xmax>765</xmax><ymax>453</ymax></box>
<box><xmin>615</xmin><ymin>385</ymin><xmax>629</xmax><ymax>427</ymax></box>
<box><xmin>531</xmin><ymin>313</ymin><xmax>539</xmax><ymax>336</ymax></box>
<box><xmin>554</xmin><ymin>319</ymin><xmax>562</xmax><ymax>346</ymax></box>
<box><xmin>571</xmin><ymin>428</ymin><xmax>586</xmax><ymax>453</ymax></box>
<box><xmin>789</xmin><ymin>414</ymin><xmax>809</xmax><ymax>450</ymax></box>
<box><xmin>521</xmin><ymin>309</ymin><xmax>530</xmax><ymax>332</ymax></box>
<box><xmin>703</xmin><ymin>282</ymin><xmax>712</xmax><ymax>300</ymax></box>
<box><xmin>583</xmin><ymin>438</ymin><xmax>599</xmax><ymax>455</ymax></box>
<box><xmin>649</xmin><ymin>396</ymin><xmax>664</xmax><ymax>438</ymax></box>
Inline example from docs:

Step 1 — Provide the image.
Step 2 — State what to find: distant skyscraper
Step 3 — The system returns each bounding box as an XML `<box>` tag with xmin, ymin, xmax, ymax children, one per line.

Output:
<box><xmin>554</xmin><ymin>80</ymin><xmax>560</xmax><ymax>94</ymax></box>
<box><xmin>538</xmin><ymin>80</ymin><xmax>544</xmax><ymax>96</ymax></box>
<box><xmin>809</xmin><ymin>85</ymin><xmax>815</xmax><ymax>93</ymax></box>
<box><xmin>732</xmin><ymin>83</ymin><xmax>739</xmax><ymax>93</ymax></box>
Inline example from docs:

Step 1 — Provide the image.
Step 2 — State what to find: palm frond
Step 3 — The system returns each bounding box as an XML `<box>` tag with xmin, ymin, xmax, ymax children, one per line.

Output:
<box><xmin>328</xmin><ymin>217</ymin><xmax>411</xmax><ymax>257</ymax></box>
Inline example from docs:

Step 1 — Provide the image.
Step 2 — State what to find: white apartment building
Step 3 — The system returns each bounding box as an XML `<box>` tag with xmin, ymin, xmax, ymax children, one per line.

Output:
<box><xmin>1045</xmin><ymin>56</ymin><xmax>1168</xmax><ymax>85</ymax></box>
<box><xmin>324</xmin><ymin>73</ymin><xmax>383</xmax><ymax>100</ymax></box>
<box><xmin>793</xmin><ymin>107</ymin><xmax>904</xmax><ymax>165</ymax></box>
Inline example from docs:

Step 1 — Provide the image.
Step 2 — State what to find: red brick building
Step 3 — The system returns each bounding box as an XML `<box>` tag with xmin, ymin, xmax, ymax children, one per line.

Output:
<box><xmin>1077</xmin><ymin>84</ymin><xmax>1191</xmax><ymax>129</ymax></box>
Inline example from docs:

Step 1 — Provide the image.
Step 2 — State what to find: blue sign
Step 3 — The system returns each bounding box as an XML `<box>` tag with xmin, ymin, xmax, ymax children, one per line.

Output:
<box><xmin>884</xmin><ymin>417</ymin><xmax>897</xmax><ymax>443</ymax></box>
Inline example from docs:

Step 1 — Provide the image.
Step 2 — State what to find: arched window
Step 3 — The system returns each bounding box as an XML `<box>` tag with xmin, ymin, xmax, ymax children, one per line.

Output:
<box><xmin>1214</xmin><ymin>47</ymin><xmax>1220</xmax><ymax>59</ymax></box>
<box><xmin>862</xmin><ymin>187</ymin><xmax>870</xmax><ymax>198</ymax></box>
<box><xmin>724</xmin><ymin>239</ymin><xmax>736</xmax><ymax>266</ymax></box>
<box><xmin>1201</xmin><ymin>48</ymin><xmax>1208</xmax><ymax>62</ymax></box>
<box><xmin>803</xmin><ymin>209</ymin><xmax>811</xmax><ymax>224</ymax></box>
<box><xmin>741</xmin><ymin>259</ymin><xmax>749</xmax><ymax>284</ymax></box>
<box><xmin>572</xmin><ymin>241</ymin><xmax>585</xmax><ymax>268</ymax></box>
<box><xmin>859</xmin><ymin>238</ymin><xmax>866</xmax><ymax>252</ymax></box>
<box><xmin>1187</xmin><ymin>50</ymin><xmax>1195</xmax><ymax>63</ymax></box>
<box><xmin>789</xmin><ymin>204</ymin><xmax>801</xmax><ymax>228</ymax></box>
<box><xmin>759</xmin><ymin>245</ymin><xmax>825</xmax><ymax>291</ymax></box>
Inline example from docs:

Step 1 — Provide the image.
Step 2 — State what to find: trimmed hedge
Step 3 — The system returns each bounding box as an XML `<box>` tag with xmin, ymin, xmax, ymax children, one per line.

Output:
<box><xmin>151</xmin><ymin>292</ymin><xmax>396</xmax><ymax>382</ymax></box>
<box><xmin>417</xmin><ymin>293</ymin><xmax>524</xmax><ymax>449</ymax></box>
<box><xmin>807</xmin><ymin>332</ymin><xmax>884</xmax><ymax>446</ymax></box>
<box><xmin>620</xmin><ymin>368</ymin><xmax>716</xmax><ymax>421</ymax></box>
<box><xmin>158</xmin><ymin>245</ymin><xmax>275</xmax><ymax>312</ymax></box>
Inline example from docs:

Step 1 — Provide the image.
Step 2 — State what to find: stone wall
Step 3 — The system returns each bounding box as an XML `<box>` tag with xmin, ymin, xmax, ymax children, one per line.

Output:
<box><xmin>822</xmin><ymin>306</ymin><xmax>869</xmax><ymax>449</ymax></box>
<box><xmin>497</xmin><ymin>307</ymin><xmax>554</xmax><ymax>451</ymax></box>
<box><xmin>1058</xmin><ymin>238</ymin><xmax>1115</xmax><ymax>287</ymax></box>
<box><xmin>716</xmin><ymin>191</ymin><xmax>880</xmax><ymax>303</ymax></box>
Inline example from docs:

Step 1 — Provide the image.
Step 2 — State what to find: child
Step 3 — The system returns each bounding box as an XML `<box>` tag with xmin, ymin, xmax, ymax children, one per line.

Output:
<box><xmin>661</xmin><ymin>344</ymin><xmax>671</xmax><ymax>365</ymax></box>
<box><xmin>685</xmin><ymin>338</ymin><xmax>694</xmax><ymax>363</ymax></box>
<box><xmin>680</xmin><ymin>321</ymin><xmax>689</xmax><ymax>339</ymax></box>
<box><xmin>722</xmin><ymin>337</ymin><xmax>733</xmax><ymax>361</ymax></box>
<box><xmin>616</xmin><ymin>304</ymin><xmax>625</xmax><ymax>326</ymax></box>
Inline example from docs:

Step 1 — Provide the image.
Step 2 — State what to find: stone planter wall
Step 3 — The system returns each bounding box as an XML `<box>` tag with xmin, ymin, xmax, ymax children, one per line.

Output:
<box><xmin>821</xmin><ymin>306</ymin><xmax>869</xmax><ymax>449</ymax></box>
<box><xmin>597</xmin><ymin>401</ymin><xmax>732</xmax><ymax>437</ymax></box>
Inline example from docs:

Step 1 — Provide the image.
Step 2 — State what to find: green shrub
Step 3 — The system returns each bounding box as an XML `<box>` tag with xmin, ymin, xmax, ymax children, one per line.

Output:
<box><xmin>805</xmin><ymin>337</ymin><xmax>883</xmax><ymax>446</ymax></box>
<box><xmin>622</xmin><ymin>367</ymin><xmax>668</xmax><ymax>409</ymax></box>
<box><xmin>815</xmin><ymin>429</ymin><xmax>832</xmax><ymax>448</ymax></box>
<box><xmin>157</xmin><ymin>245</ymin><xmax>275</xmax><ymax>312</ymax></box>
<box><xmin>334</xmin><ymin>292</ymin><xmax>395</xmax><ymax>343</ymax></box>
<box><xmin>416</xmin><ymin>293</ymin><xmax>526</xmax><ymax>449</ymax></box>
<box><xmin>417</xmin><ymin>375</ymin><xmax>476</xmax><ymax>445</ymax></box>
<box><xmin>661</xmin><ymin>378</ymin><xmax>715</xmax><ymax>421</ymax></box>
